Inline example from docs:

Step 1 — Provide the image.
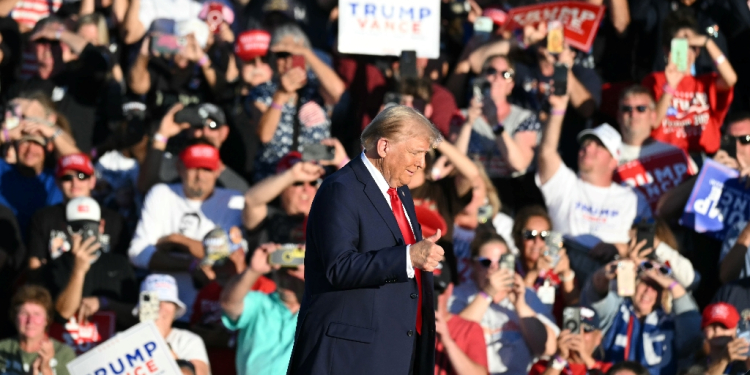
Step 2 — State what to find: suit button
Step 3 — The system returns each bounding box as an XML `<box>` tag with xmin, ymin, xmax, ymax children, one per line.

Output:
<box><xmin>410</xmin><ymin>293</ymin><xmax>418</xmax><ymax>299</ymax></box>
<box><xmin>407</xmin><ymin>330</ymin><xmax>414</xmax><ymax>337</ymax></box>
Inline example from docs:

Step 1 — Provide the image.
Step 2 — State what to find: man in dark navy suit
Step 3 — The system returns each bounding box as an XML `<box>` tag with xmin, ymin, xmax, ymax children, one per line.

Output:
<box><xmin>287</xmin><ymin>105</ymin><xmax>445</xmax><ymax>375</ymax></box>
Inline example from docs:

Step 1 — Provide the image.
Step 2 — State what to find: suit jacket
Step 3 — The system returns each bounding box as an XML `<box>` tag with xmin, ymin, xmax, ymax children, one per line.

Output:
<box><xmin>287</xmin><ymin>156</ymin><xmax>436</xmax><ymax>375</ymax></box>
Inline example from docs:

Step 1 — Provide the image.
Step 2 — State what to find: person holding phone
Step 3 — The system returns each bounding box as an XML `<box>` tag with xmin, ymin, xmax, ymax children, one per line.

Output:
<box><xmin>529</xmin><ymin>306</ymin><xmax>613</xmax><ymax>375</ymax></box>
<box><xmin>683</xmin><ymin>302</ymin><xmax>750</xmax><ymax>375</ymax></box>
<box><xmin>581</xmin><ymin>253</ymin><xmax>702</xmax><ymax>374</ymax></box>
<box><xmin>643</xmin><ymin>9</ymin><xmax>737</xmax><ymax>156</ymax></box>
<box><xmin>251</xmin><ymin>23</ymin><xmax>344</xmax><ymax>181</ymax></box>
<box><xmin>449</xmin><ymin>230</ymin><xmax>559</xmax><ymax>374</ymax></box>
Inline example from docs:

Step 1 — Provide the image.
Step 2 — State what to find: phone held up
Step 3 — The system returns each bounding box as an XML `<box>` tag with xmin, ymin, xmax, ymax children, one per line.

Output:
<box><xmin>268</xmin><ymin>244</ymin><xmax>305</xmax><ymax>267</ymax></box>
<box><xmin>563</xmin><ymin>307</ymin><xmax>581</xmax><ymax>333</ymax></box>
<box><xmin>616</xmin><ymin>260</ymin><xmax>637</xmax><ymax>297</ymax></box>
<box><xmin>301</xmin><ymin>143</ymin><xmax>335</xmax><ymax>162</ymax></box>
<box><xmin>139</xmin><ymin>291</ymin><xmax>160</xmax><ymax>322</ymax></box>
<box><xmin>552</xmin><ymin>63</ymin><xmax>568</xmax><ymax>96</ymax></box>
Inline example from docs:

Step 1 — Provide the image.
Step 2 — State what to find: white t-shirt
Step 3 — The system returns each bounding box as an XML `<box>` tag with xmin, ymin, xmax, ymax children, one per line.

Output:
<box><xmin>129</xmin><ymin>183</ymin><xmax>244</xmax><ymax>320</ymax></box>
<box><xmin>448</xmin><ymin>280</ymin><xmax>559</xmax><ymax>375</ymax></box>
<box><xmin>167</xmin><ymin>328</ymin><xmax>210</xmax><ymax>371</ymax></box>
<box><xmin>536</xmin><ymin>165</ymin><xmax>652</xmax><ymax>248</ymax></box>
<box><xmin>138</xmin><ymin>0</ymin><xmax>202</xmax><ymax>31</ymax></box>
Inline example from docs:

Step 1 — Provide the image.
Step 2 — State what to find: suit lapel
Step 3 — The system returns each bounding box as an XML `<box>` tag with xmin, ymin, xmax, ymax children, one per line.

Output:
<box><xmin>350</xmin><ymin>157</ymin><xmax>405</xmax><ymax>244</ymax></box>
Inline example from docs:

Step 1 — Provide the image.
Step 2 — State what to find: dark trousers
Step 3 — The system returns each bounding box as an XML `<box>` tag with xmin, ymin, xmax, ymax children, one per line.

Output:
<box><xmin>408</xmin><ymin>333</ymin><xmax>421</xmax><ymax>375</ymax></box>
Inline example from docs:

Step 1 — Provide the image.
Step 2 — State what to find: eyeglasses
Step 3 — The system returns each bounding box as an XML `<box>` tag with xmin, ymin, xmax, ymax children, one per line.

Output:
<box><xmin>473</xmin><ymin>256</ymin><xmax>498</xmax><ymax>268</ymax></box>
<box><xmin>276</xmin><ymin>51</ymin><xmax>292</xmax><ymax>59</ymax></box>
<box><xmin>484</xmin><ymin>67</ymin><xmax>514</xmax><ymax>80</ymax></box>
<box><xmin>59</xmin><ymin>172</ymin><xmax>91</xmax><ymax>182</ymax></box>
<box><xmin>620</xmin><ymin>105</ymin><xmax>650</xmax><ymax>113</ymax></box>
<box><xmin>292</xmin><ymin>179</ymin><xmax>321</xmax><ymax>188</ymax></box>
<box><xmin>734</xmin><ymin>135</ymin><xmax>750</xmax><ymax>145</ymax></box>
<box><xmin>639</xmin><ymin>261</ymin><xmax>672</xmax><ymax>277</ymax></box>
<box><xmin>582</xmin><ymin>323</ymin><xmax>597</xmax><ymax>333</ymax></box>
<box><xmin>523</xmin><ymin>229</ymin><xmax>550</xmax><ymax>240</ymax></box>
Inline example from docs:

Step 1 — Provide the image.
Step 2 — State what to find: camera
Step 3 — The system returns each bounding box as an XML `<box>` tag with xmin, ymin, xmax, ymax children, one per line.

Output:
<box><xmin>563</xmin><ymin>307</ymin><xmax>581</xmax><ymax>333</ymax></box>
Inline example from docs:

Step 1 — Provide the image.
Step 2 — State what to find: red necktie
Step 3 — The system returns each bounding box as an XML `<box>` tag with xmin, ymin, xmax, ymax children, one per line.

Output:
<box><xmin>388</xmin><ymin>188</ymin><xmax>422</xmax><ymax>335</ymax></box>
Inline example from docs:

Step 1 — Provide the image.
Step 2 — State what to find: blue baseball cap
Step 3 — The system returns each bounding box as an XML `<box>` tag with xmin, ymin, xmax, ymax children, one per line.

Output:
<box><xmin>580</xmin><ymin>306</ymin><xmax>600</xmax><ymax>331</ymax></box>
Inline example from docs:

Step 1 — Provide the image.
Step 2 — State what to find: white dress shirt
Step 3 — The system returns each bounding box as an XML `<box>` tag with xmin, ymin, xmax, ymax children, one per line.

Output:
<box><xmin>360</xmin><ymin>152</ymin><xmax>416</xmax><ymax>278</ymax></box>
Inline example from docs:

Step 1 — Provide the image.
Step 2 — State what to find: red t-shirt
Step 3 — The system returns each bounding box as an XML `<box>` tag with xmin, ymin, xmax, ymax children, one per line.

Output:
<box><xmin>642</xmin><ymin>72</ymin><xmax>733</xmax><ymax>154</ymax></box>
<box><xmin>528</xmin><ymin>359</ymin><xmax>612</xmax><ymax>375</ymax></box>
<box><xmin>190</xmin><ymin>276</ymin><xmax>276</xmax><ymax>375</ymax></box>
<box><xmin>434</xmin><ymin>315</ymin><xmax>488</xmax><ymax>375</ymax></box>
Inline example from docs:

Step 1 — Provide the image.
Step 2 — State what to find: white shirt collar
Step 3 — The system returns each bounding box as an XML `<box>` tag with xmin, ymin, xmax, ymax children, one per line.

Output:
<box><xmin>360</xmin><ymin>152</ymin><xmax>392</xmax><ymax>197</ymax></box>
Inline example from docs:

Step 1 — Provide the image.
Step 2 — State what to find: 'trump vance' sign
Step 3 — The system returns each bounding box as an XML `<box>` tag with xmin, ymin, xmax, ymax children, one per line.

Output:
<box><xmin>338</xmin><ymin>0</ymin><xmax>441</xmax><ymax>58</ymax></box>
<box><xmin>66</xmin><ymin>321</ymin><xmax>181</xmax><ymax>375</ymax></box>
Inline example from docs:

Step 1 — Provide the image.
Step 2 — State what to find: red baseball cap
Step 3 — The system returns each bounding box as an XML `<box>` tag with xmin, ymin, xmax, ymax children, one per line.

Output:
<box><xmin>56</xmin><ymin>153</ymin><xmax>94</xmax><ymax>178</ymax></box>
<box><xmin>702</xmin><ymin>303</ymin><xmax>740</xmax><ymax>329</ymax></box>
<box><xmin>276</xmin><ymin>151</ymin><xmax>302</xmax><ymax>174</ymax></box>
<box><xmin>179</xmin><ymin>144</ymin><xmax>220</xmax><ymax>171</ymax></box>
<box><xmin>415</xmin><ymin>205</ymin><xmax>447</xmax><ymax>238</ymax></box>
<box><xmin>483</xmin><ymin>7</ymin><xmax>507</xmax><ymax>27</ymax></box>
<box><xmin>235</xmin><ymin>30</ymin><xmax>271</xmax><ymax>62</ymax></box>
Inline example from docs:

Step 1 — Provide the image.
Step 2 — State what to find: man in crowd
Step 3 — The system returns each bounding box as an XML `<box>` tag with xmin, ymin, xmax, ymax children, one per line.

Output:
<box><xmin>613</xmin><ymin>85</ymin><xmax>697</xmax><ymax>212</ymax></box>
<box><xmin>536</xmin><ymin>93</ymin><xmax>651</xmax><ymax>250</ymax></box>
<box><xmin>137</xmin><ymin>103</ymin><xmax>250</xmax><ymax>195</ymax></box>
<box><xmin>45</xmin><ymin>197</ymin><xmax>138</xmax><ymax>353</ymax></box>
<box><xmin>27</xmin><ymin>153</ymin><xmax>128</xmax><ymax>270</ymax></box>
<box><xmin>128</xmin><ymin>139</ymin><xmax>244</xmax><ymax>321</ymax></box>
<box><xmin>220</xmin><ymin>243</ymin><xmax>303</xmax><ymax>375</ymax></box>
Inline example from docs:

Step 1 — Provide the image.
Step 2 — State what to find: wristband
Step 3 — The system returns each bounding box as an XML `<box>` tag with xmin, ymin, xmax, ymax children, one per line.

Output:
<box><xmin>338</xmin><ymin>156</ymin><xmax>350</xmax><ymax>169</ymax></box>
<box><xmin>197</xmin><ymin>55</ymin><xmax>209</xmax><ymax>68</ymax></box>
<box><xmin>663</xmin><ymin>84</ymin><xmax>676</xmax><ymax>96</ymax></box>
<box><xmin>478</xmin><ymin>290</ymin><xmax>492</xmax><ymax>302</ymax></box>
<box><xmin>270</xmin><ymin>102</ymin><xmax>283</xmax><ymax>111</ymax></box>
<box><xmin>188</xmin><ymin>258</ymin><xmax>200</xmax><ymax>273</ymax></box>
<box><xmin>551</xmin><ymin>109</ymin><xmax>566</xmax><ymax>116</ymax></box>
<box><xmin>715</xmin><ymin>54</ymin><xmax>726</xmax><ymax>66</ymax></box>
<box><xmin>559</xmin><ymin>270</ymin><xmax>575</xmax><ymax>282</ymax></box>
<box><xmin>153</xmin><ymin>133</ymin><xmax>169</xmax><ymax>144</ymax></box>
<box><xmin>668</xmin><ymin>281</ymin><xmax>679</xmax><ymax>291</ymax></box>
<box><xmin>551</xmin><ymin>355</ymin><xmax>568</xmax><ymax>370</ymax></box>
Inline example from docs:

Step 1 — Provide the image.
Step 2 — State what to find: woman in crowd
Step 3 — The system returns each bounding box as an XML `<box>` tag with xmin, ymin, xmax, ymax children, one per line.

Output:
<box><xmin>251</xmin><ymin>22</ymin><xmax>344</xmax><ymax>181</ymax></box>
<box><xmin>0</xmin><ymin>285</ymin><xmax>75</xmax><ymax>375</ymax></box>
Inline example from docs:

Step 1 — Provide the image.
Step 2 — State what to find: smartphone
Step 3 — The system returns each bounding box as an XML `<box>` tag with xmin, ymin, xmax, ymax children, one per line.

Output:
<box><xmin>291</xmin><ymin>54</ymin><xmax>305</xmax><ymax>70</ymax></box>
<box><xmin>721</xmin><ymin>134</ymin><xmax>738</xmax><ymax>159</ymax></box>
<box><xmin>547</xmin><ymin>21</ymin><xmax>564</xmax><ymax>54</ymax></box>
<box><xmin>635</xmin><ymin>222</ymin><xmax>656</xmax><ymax>258</ymax></box>
<box><xmin>173</xmin><ymin>105</ymin><xmax>206</xmax><ymax>128</ymax></box>
<box><xmin>617</xmin><ymin>260</ymin><xmax>637</xmax><ymax>297</ymax></box>
<box><xmin>206</xmin><ymin>3</ymin><xmax>224</xmax><ymax>33</ymax></box>
<box><xmin>67</xmin><ymin>221</ymin><xmax>101</xmax><ymax>248</ymax></box>
<box><xmin>472</xmin><ymin>78</ymin><xmax>489</xmax><ymax>103</ymax></box>
<box><xmin>138</xmin><ymin>291</ymin><xmax>160</xmax><ymax>322</ymax></box>
<box><xmin>737</xmin><ymin>319</ymin><xmax>750</xmax><ymax>356</ymax></box>
<box><xmin>399</xmin><ymin>50</ymin><xmax>418</xmax><ymax>80</ymax></box>
<box><xmin>552</xmin><ymin>64</ymin><xmax>568</xmax><ymax>96</ymax></box>
<box><xmin>268</xmin><ymin>244</ymin><xmax>305</xmax><ymax>267</ymax></box>
<box><xmin>473</xmin><ymin>16</ymin><xmax>493</xmax><ymax>43</ymax></box>
<box><xmin>499</xmin><ymin>253</ymin><xmax>515</xmax><ymax>273</ymax></box>
<box><xmin>562</xmin><ymin>307</ymin><xmax>581</xmax><ymax>333</ymax></box>
<box><xmin>544</xmin><ymin>231</ymin><xmax>564</xmax><ymax>267</ymax></box>
<box><xmin>671</xmin><ymin>38</ymin><xmax>689</xmax><ymax>73</ymax></box>
<box><xmin>301</xmin><ymin>143</ymin><xmax>335</xmax><ymax>162</ymax></box>
<box><xmin>151</xmin><ymin>34</ymin><xmax>187</xmax><ymax>55</ymax></box>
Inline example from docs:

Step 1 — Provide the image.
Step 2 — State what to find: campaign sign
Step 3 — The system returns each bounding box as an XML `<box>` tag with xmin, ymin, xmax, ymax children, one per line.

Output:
<box><xmin>66</xmin><ymin>320</ymin><xmax>181</xmax><ymax>375</ymax></box>
<box><xmin>680</xmin><ymin>158</ymin><xmax>750</xmax><ymax>239</ymax></box>
<box><xmin>614</xmin><ymin>149</ymin><xmax>695</xmax><ymax>211</ymax></box>
<box><xmin>338</xmin><ymin>0</ymin><xmax>441</xmax><ymax>58</ymax></box>
<box><xmin>504</xmin><ymin>1</ymin><xmax>605</xmax><ymax>52</ymax></box>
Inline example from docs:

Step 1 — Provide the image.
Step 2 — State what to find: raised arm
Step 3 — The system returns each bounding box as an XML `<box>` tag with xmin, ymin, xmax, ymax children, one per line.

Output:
<box><xmin>537</xmin><ymin>94</ymin><xmax>569</xmax><ymax>185</ymax></box>
<box><xmin>55</xmin><ymin>236</ymin><xmax>101</xmax><ymax>320</ymax></box>
<box><xmin>220</xmin><ymin>243</ymin><xmax>277</xmax><ymax>322</ymax></box>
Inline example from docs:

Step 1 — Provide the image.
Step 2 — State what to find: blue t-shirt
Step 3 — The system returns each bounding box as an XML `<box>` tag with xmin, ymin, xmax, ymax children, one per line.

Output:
<box><xmin>0</xmin><ymin>160</ymin><xmax>62</xmax><ymax>234</ymax></box>
<box><xmin>222</xmin><ymin>292</ymin><xmax>298</xmax><ymax>375</ymax></box>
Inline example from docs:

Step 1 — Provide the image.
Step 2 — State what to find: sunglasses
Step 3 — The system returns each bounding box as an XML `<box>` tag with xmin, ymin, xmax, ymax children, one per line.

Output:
<box><xmin>639</xmin><ymin>261</ymin><xmax>672</xmax><ymax>277</ymax></box>
<box><xmin>523</xmin><ymin>229</ymin><xmax>550</xmax><ymax>240</ymax></box>
<box><xmin>292</xmin><ymin>179</ymin><xmax>322</xmax><ymax>188</ymax></box>
<box><xmin>734</xmin><ymin>135</ymin><xmax>750</xmax><ymax>145</ymax></box>
<box><xmin>473</xmin><ymin>256</ymin><xmax>497</xmax><ymax>268</ymax></box>
<box><xmin>582</xmin><ymin>323</ymin><xmax>597</xmax><ymax>333</ymax></box>
<box><xmin>620</xmin><ymin>105</ymin><xmax>650</xmax><ymax>113</ymax></box>
<box><xmin>59</xmin><ymin>172</ymin><xmax>91</xmax><ymax>182</ymax></box>
<box><xmin>276</xmin><ymin>51</ymin><xmax>292</xmax><ymax>59</ymax></box>
<box><xmin>484</xmin><ymin>67</ymin><xmax>514</xmax><ymax>80</ymax></box>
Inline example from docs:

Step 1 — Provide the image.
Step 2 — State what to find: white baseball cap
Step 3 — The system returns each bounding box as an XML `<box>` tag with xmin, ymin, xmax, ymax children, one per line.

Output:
<box><xmin>65</xmin><ymin>197</ymin><xmax>101</xmax><ymax>222</ymax></box>
<box><xmin>577</xmin><ymin>123</ymin><xmax>622</xmax><ymax>159</ymax></box>
<box><xmin>136</xmin><ymin>274</ymin><xmax>187</xmax><ymax>319</ymax></box>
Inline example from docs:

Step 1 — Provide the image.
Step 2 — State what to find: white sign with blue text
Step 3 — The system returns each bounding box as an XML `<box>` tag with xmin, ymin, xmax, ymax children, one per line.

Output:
<box><xmin>66</xmin><ymin>320</ymin><xmax>181</xmax><ymax>375</ymax></box>
<box><xmin>338</xmin><ymin>0</ymin><xmax>441</xmax><ymax>58</ymax></box>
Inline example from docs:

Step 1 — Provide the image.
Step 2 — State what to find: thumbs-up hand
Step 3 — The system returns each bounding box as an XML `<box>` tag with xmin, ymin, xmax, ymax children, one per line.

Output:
<box><xmin>409</xmin><ymin>229</ymin><xmax>445</xmax><ymax>272</ymax></box>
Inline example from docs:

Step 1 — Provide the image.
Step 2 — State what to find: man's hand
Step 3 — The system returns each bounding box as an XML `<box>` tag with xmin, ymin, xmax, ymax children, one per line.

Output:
<box><xmin>37</xmin><ymin>338</ymin><xmax>55</xmax><ymax>371</ymax></box>
<box><xmin>318</xmin><ymin>138</ymin><xmax>347</xmax><ymax>169</ymax></box>
<box><xmin>182</xmin><ymin>34</ymin><xmax>204</xmax><ymax>63</ymax></box>
<box><xmin>30</xmin><ymin>22</ymin><xmax>64</xmax><ymax>43</ymax></box>
<box><xmin>249</xmin><ymin>243</ymin><xmax>280</xmax><ymax>274</ymax></box>
<box><xmin>409</xmin><ymin>230</ymin><xmax>444</xmax><ymax>272</ymax></box>
<box><xmin>288</xmin><ymin>161</ymin><xmax>325</xmax><ymax>184</ymax></box>
<box><xmin>556</xmin><ymin>329</ymin><xmax>574</xmax><ymax>359</ymax></box>
<box><xmin>158</xmin><ymin>104</ymin><xmax>191</xmax><ymax>139</ymax></box>
<box><xmin>77</xmin><ymin>297</ymin><xmax>100</xmax><ymax>323</ymax></box>
<box><xmin>71</xmin><ymin>235</ymin><xmax>101</xmax><ymax>275</ymax></box>
<box><xmin>724</xmin><ymin>337</ymin><xmax>750</xmax><ymax>362</ymax></box>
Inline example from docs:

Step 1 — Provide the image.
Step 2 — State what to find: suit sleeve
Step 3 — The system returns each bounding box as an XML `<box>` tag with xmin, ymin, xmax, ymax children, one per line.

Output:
<box><xmin>310</xmin><ymin>181</ymin><xmax>409</xmax><ymax>289</ymax></box>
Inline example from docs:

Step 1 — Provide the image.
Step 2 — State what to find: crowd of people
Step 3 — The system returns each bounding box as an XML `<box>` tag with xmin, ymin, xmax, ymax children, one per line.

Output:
<box><xmin>0</xmin><ymin>0</ymin><xmax>750</xmax><ymax>374</ymax></box>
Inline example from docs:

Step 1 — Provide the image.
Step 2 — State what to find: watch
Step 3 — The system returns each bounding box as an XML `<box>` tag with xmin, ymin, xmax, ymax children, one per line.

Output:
<box><xmin>492</xmin><ymin>123</ymin><xmax>505</xmax><ymax>135</ymax></box>
<box><xmin>50</xmin><ymin>127</ymin><xmax>63</xmax><ymax>141</ymax></box>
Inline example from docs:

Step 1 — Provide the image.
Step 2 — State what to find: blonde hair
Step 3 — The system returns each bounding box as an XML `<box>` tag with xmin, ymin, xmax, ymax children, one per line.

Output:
<box><xmin>360</xmin><ymin>105</ymin><xmax>442</xmax><ymax>151</ymax></box>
